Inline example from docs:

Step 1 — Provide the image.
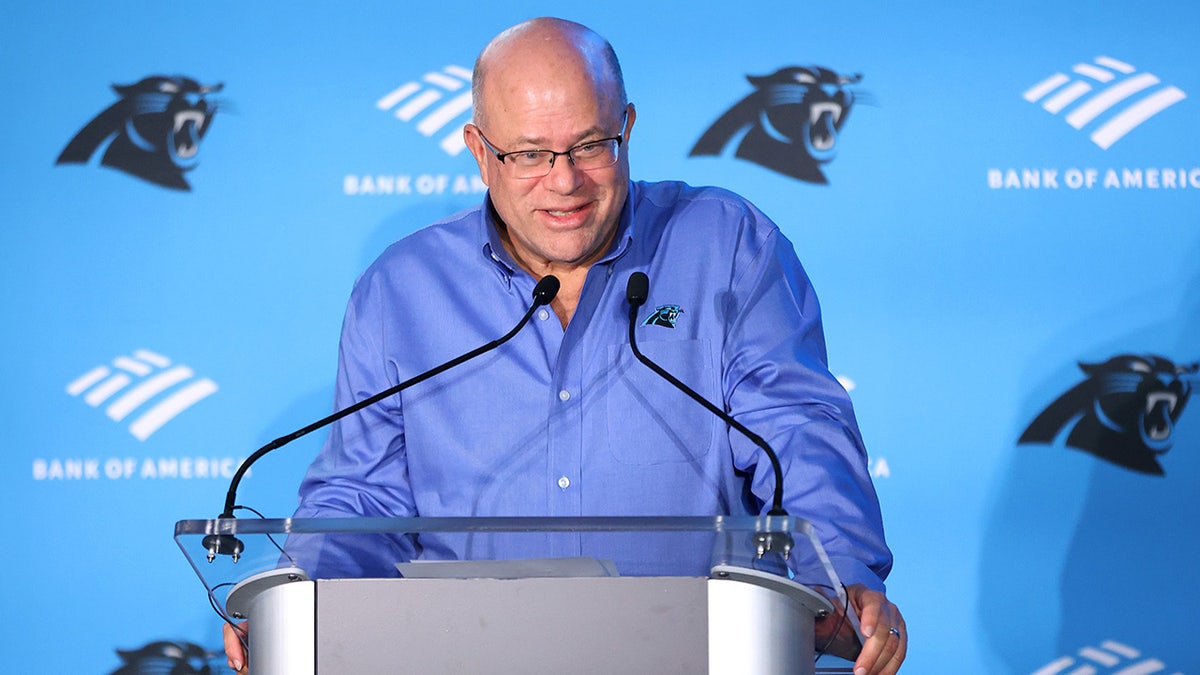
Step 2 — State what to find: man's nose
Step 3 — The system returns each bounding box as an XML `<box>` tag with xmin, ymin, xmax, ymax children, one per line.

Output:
<box><xmin>542</xmin><ymin>153</ymin><xmax>585</xmax><ymax>192</ymax></box>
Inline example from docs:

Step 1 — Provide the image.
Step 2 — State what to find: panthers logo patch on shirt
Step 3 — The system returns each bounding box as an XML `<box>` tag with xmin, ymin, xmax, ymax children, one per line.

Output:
<box><xmin>642</xmin><ymin>304</ymin><xmax>683</xmax><ymax>328</ymax></box>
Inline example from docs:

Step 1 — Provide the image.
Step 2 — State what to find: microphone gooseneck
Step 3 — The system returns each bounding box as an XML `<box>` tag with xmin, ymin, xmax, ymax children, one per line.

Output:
<box><xmin>204</xmin><ymin>275</ymin><xmax>561</xmax><ymax>562</ymax></box>
<box><xmin>624</xmin><ymin>272</ymin><xmax>792</xmax><ymax>557</ymax></box>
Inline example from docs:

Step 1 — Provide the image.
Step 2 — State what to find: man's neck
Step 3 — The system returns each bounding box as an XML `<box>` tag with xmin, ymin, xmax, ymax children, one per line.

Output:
<box><xmin>494</xmin><ymin>221</ymin><xmax>618</xmax><ymax>330</ymax></box>
<box><xmin>510</xmin><ymin>255</ymin><xmax>591</xmax><ymax>329</ymax></box>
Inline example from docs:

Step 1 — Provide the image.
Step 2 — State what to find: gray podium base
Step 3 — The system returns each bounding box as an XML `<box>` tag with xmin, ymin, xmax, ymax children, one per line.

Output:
<box><xmin>233</xmin><ymin>567</ymin><xmax>831</xmax><ymax>674</ymax></box>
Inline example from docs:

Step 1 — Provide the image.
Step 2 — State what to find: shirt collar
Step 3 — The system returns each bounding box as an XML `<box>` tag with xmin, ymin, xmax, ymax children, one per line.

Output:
<box><xmin>481</xmin><ymin>196</ymin><xmax>518</xmax><ymax>276</ymax></box>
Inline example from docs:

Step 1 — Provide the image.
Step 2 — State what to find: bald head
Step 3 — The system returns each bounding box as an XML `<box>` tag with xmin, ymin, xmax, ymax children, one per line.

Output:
<box><xmin>471</xmin><ymin>18</ymin><xmax>627</xmax><ymax>130</ymax></box>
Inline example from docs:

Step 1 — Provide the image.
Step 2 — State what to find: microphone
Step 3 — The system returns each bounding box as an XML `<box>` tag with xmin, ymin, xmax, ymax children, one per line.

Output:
<box><xmin>203</xmin><ymin>275</ymin><xmax>561</xmax><ymax>562</ymax></box>
<box><xmin>624</xmin><ymin>271</ymin><xmax>792</xmax><ymax>557</ymax></box>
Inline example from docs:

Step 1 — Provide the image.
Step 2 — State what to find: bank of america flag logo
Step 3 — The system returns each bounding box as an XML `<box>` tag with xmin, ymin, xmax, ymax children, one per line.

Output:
<box><xmin>67</xmin><ymin>349</ymin><xmax>218</xmax><ymax>440</ymax></box>
<box><xmin>1023</xmin><ymin>56</ymin><xmax>1186</xmax><ymax>150</ymax></box>
<box><xmin>376</xmin><ymin>65</ymin><xmax>474</xmax><ymax>156</ymax></box>
<box><xmin>1032</xmin><ymin>640</ymin><xmax>1180</xmax><ymax>675</ymax></box>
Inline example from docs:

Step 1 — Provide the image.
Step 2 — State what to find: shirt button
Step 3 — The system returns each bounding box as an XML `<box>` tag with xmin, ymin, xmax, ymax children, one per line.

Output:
<box><xmin>538</xmin><ymin>309</ymin><xmax>550</xmax><ymax>321</ymax></box>
<box><xmin>558</xmin><ymin>389</ymin><xmax>570</xmax><ymax>402</ymax></box>
<box><xmin>557</xmin><ymin>476</ymin><xmax>571</xmax><ymax>489</ymax></box>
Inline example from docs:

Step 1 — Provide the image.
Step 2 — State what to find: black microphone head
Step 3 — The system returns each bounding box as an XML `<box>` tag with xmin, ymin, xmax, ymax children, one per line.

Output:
<box><xmin>532</xmin><ymin>275</ymin><xmax>560</xmax><ymax>306</ymax></box>
<box><xmin>626</xmin><ymin>271</ymin><xmax>649</xmax><ymax>308</ymax></box>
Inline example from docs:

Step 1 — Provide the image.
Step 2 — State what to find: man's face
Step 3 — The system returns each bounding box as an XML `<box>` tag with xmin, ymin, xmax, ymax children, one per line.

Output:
<box><xmin>466</xmin><ymin>63</ymin><xmax>634</xmax><ymax>272</ymax></box>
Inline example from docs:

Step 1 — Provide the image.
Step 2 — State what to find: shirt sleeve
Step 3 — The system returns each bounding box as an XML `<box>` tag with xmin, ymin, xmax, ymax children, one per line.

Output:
<box><xmin>722</xmin><ymin>216</ymin><xmax>892</xmax><ymax>592</ymax></box>
<box><xmin>287</xmin><ymin>269</ymin><xmax>421</xmax><ymax>577</ymax></box>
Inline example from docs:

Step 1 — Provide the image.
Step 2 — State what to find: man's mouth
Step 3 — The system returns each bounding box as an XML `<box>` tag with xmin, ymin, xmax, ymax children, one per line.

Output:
<box><xmin>544</xmin><ymin>205</ymin><xmax>587</xmax><ymax>217</ymax></box>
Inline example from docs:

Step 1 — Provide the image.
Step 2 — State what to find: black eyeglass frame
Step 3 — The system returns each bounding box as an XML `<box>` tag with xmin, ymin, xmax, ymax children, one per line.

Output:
<box><xmin>473</xmin><ymin>112</ymin><xmax>628</xmax><ymax>176</ymax></box>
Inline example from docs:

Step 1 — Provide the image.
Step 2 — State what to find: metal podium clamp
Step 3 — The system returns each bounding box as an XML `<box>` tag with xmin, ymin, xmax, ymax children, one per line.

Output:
<box><xmin>225</xmin><ymin>567</ymin><xmax>309</xmax><ymax>620</ymax></box>
<box><xmin>709</xmin><ymin>564</ymin><xmax>833</xmax><ymax>619</ymax></box>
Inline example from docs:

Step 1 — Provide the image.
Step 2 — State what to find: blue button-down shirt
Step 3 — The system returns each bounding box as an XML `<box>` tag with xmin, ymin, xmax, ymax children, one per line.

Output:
<box><xmin>291</xmin><ymin>180</ymin><xmax>891</xmax><ymax>589</ymax></box>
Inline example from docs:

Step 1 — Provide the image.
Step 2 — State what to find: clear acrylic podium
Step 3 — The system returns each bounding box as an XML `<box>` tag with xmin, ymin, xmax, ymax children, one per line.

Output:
<box><xmin>175</xmin><ymin>515</ymin><xmax>845</xmax><ymax>674</ymax></box>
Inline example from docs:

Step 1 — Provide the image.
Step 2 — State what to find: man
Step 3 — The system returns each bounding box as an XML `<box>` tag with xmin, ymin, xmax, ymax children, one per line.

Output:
<box><xmin>226</xmin><ymin>17</ymin><xmax>905</xmax><ymax>674</ymax></box>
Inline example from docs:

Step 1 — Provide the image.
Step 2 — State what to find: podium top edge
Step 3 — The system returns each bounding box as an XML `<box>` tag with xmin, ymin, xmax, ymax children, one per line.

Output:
<box><xmin>174</xmin><ymin>515</ymin><xmax>814</xmax><ymax>536</ymax></box>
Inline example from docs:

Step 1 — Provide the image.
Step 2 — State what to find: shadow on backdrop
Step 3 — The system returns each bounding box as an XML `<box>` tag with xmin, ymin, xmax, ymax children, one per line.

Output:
<box><xmin>979</xmin><ymin>246</ymin><xmax>1199</xmax><ymax>674</ymax></box>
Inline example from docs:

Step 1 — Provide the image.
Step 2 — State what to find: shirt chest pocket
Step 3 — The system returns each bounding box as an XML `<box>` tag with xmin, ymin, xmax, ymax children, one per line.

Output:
<box><xmin>604</xmin><ymin>339</ymin><xmax>719</xmax><ymax>465</ymax></box>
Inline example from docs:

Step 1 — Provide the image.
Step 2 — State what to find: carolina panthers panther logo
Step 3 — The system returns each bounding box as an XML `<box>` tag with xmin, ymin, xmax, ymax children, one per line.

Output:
<box><xmin>689</xmin><ymin>66</ymin><xmax>867</xmax><ymax>183</ymax></box>
<box><xmin>643</xmin><ymin>304</ymin><xmax>683</xmax><ymax>328</ymax></box>
<box><xmin>57</xmin><ymin>75</ymin><xmax>222</xmax><ymax>191</ymax></box>
<box><xmin>1019</xmin><ymin>354</ymin><xmax>1198</xmax><ymax>475</ymax></box>
<box><xmin>108</xmin><ymin>640</ymin><xmax>217</xmax><ymax>674</ymax></box>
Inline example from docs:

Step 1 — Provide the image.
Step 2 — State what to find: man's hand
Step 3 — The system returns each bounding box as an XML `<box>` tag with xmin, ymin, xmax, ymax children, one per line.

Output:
<box><xmin>223</xmin><ymin>621</ymin><xmax>249</xmax><ymax>675</ymax></box>
<box><xmin>814</xmin><ymin>583</ymin><xmax>906</xmax><ymax>675</ymax></box>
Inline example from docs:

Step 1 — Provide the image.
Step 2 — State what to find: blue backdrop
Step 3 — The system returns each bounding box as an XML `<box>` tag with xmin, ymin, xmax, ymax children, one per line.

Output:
<box><xmin>3</xmin><ymin>2</ymin><xmax>1197</xmax><ymax>672</ymax></box>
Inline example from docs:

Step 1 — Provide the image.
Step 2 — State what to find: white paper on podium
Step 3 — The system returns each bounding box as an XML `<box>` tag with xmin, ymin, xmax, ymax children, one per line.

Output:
<box><xmin>395</xmin><ymin>556</ymin><xmax>620</xmax><ymax>579</ymax></box>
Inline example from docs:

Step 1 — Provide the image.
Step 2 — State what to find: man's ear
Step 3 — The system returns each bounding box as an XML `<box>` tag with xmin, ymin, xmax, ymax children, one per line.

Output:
<box><xmin>462</xmin><ymin>124</ymin><xmax>492</xmax><ymax>187</ymax></box>
<box><xmin>622</xmin><ymin>102</ymin><xmax>637</xmax><ymax>143</ymax></box>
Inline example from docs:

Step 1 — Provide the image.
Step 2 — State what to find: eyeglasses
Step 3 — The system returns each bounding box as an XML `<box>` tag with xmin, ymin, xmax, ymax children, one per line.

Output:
<box><xmin>475</xmin><ymin>114</ymin><xmax>627</xmax><ymax>179</ymax></box>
